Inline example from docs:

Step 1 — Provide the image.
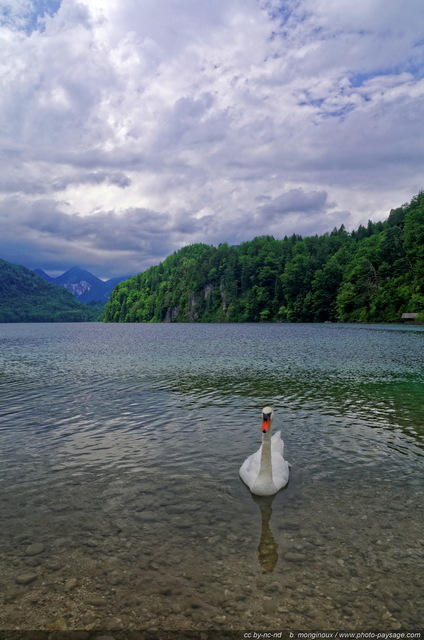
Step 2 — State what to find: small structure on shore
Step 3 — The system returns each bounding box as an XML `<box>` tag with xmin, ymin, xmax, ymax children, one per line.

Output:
<box><xmin>401</xmin><ymin>312</ymin><xmax>420</xmax><ymax>324</ymax></box>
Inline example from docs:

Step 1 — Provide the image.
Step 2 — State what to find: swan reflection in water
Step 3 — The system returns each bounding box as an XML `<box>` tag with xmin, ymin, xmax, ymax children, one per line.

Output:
<box><xmin>252</xmin><ymin>493</ymin><xmax>279</xmax><ymax>573</ymax></box>
<box><xmin>239</xmin><ymin>406</ymin><xmax>290</xmax><ymax>572</ymax></box>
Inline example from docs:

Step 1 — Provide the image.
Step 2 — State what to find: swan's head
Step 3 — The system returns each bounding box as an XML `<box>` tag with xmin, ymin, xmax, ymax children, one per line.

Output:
<box><xmin>262</xmin><ymin>406</ymin><xmax>274</xmax><ymax>433</ymax></box>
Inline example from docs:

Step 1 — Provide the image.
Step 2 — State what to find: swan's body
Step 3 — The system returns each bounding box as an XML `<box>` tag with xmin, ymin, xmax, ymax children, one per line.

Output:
<box><xmin>239</xmin><ymin>407</ymin><xmax>290</xmax><ymax>496</ymax></box>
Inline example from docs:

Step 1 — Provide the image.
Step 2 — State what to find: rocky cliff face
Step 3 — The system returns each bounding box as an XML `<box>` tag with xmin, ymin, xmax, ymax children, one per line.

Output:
<box><xmin>63</xmin><ymin>280</ymin><xmax>92</xmax><ymax>298</ymax></box>
<box><xmin>163</xmin><ymin>283</ymin><xmax>230</xmax><ymax>322</ymax></box>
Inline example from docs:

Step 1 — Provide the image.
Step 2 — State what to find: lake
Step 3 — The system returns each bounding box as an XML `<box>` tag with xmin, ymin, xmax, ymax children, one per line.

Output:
<box><xmin>0</xmin><ymin>322</ymin><xmax>423</xmax><ymax>633</ymax></box>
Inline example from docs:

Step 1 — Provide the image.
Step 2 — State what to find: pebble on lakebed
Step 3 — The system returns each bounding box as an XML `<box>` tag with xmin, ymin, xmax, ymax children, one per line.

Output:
<box><xmin>15</xmin><ymin>572</ymin><xmax>38</xmax><ymax>585</ymax></box>
<box><xmin>25</xmin><ymin>542</ymin><xmax>45</xmax><ymax>556</ymax></box>
<box><xmin>64</xmin><ymin>577</ymin><xmax>78</xmax><ymax>592</ymax></box>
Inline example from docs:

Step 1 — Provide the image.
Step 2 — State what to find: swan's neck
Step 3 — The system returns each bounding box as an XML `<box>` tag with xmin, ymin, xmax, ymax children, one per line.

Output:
<box><xmin>251</xmin><ymin>421</ymin><xmax>277</xmax><ymax>496</ymax></box>
<box><xmin>259</xmin><ymin>428</ymin><xmax>272</xmax><ymax>480</ymax></box>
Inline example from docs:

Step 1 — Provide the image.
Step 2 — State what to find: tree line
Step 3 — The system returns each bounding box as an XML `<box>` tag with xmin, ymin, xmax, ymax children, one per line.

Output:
<box><xmin>104</xmin><ymin>191</ymin><xmax>424</xmax><ymax>324</ymax></box>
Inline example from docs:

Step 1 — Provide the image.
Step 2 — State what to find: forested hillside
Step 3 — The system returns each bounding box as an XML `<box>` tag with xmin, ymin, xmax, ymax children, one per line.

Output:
<box><xmin>0</xmin><ymin>260</ymin><xmax>102</xmax><ymax>322</ymax></box>
<box><xmin>104</xmin><ymin>192</ymin><xmax>424</xmax><ymax>324</ymax></box>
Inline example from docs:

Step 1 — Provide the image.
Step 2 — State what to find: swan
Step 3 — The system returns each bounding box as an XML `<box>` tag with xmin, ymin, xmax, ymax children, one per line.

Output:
<box><xmin>239</xmin><ymin>407</ymin><xmax>290</xmax><ymax>496</ymax></box>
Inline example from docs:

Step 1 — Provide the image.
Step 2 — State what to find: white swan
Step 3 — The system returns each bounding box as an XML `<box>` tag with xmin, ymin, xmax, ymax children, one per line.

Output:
<box><xmin>239</xmin><ymin>407</ymin><xmax>290</xmax><ymax>496</ymax></box>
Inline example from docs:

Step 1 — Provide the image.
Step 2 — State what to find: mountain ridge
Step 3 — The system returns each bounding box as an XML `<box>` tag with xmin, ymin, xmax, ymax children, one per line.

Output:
<box><xmin>35</xmin><ymin>266</ymin><xmax>131</xmax><ymax>303</ymax></box>
<box><xmin>0</xmin><ymin>259</ymin><xmax>102</xmax><ymax>322</ymax></box>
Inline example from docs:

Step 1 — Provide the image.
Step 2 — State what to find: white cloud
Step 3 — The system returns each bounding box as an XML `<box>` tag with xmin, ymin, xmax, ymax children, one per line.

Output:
<box><xmin>0</xmin><ymin>0</ymin><xmax>423</xmax><ymax>278</ymax></box>
<box><xmin>0</xmin><ymin>0</ymin><xmax>35</xmax><ymax>30</ymax></box>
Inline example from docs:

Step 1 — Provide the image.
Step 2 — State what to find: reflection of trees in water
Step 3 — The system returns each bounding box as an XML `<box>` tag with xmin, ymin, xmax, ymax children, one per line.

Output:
<box><xmin>252</xmin><ymin>494</ymin><xmax>279</xmax><ymax>573</ymax></box>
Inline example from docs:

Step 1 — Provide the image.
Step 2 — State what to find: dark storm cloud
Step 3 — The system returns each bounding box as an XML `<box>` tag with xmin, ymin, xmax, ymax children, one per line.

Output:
<box><xmin>0</xmin><ymin>198</ymin><xmax>177</xmax><ymax>277</ymax></box>
<box><xmin>258</xmin><ymin>189</ymin><xmax>330</xmax><ymax>220</ymax></box>
<box><xmin>3</xmin><ymin>201</ymin><xmax>170</xmax><ymax>251</ymax></box>
<box><xmin>0</xmin><ymin>170</ymin><xmax>131</xmax><ymax>195</ymax></box>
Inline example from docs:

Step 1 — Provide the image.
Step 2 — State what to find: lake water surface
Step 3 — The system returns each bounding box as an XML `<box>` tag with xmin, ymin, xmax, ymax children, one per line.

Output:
<box><xmin>0</xmin><ymin>322</ymin><xmax>423</xmax><ymax>632</ymax></box>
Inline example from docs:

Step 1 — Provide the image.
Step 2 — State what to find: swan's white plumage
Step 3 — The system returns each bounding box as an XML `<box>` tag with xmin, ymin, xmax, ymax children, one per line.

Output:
<box><xmin>239</xmin><ymin>410</ymin><xmax>289</xmax><ymax>496</ymax></box>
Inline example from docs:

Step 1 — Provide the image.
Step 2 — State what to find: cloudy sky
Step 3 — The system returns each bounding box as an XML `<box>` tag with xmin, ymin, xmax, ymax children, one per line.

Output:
<box><xmin>0</xmin><ymin>0</ymin><xmax>423</xmax><ymax>279</ymax></box>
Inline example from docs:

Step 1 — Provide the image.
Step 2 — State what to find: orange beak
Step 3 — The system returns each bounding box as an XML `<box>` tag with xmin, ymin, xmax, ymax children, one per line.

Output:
<box><xmin>262</xmin><ymin>418</ymin><xmax>270</xmax><ymax>433</ymax></box>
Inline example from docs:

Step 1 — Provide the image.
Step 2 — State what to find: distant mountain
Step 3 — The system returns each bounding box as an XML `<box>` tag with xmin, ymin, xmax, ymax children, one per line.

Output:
<box><xmin>34</xmin><ymin>266</ymin><xmax>131</xmax><ymax>303</ymax></box>
<box><xmin>0</xmin><ymin>259</ymin><xmax>102</xmax><ymax>322</ymax></box>
<box><xmin>33</xmin><ymin>268</ymin><xmax>55</xmax><ymax>283</ymax></box>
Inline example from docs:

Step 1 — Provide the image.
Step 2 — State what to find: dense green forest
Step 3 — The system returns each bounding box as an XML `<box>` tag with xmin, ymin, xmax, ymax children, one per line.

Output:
<box><xmin>104</xmin><ymin>192</ymin><xmax>424</xmax><ymax>324</ymax></box>
<box><xmin>0</xmin><ymin>259</ymin><xmax>103</xmax><ymax>322</ymax></box>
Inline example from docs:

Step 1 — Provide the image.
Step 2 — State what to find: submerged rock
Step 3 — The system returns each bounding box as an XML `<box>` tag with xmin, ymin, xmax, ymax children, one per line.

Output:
<box><xmin>64</xmin><ymin>578</ymin><xmax>78</xmax><ymax>592</ymax></box>
<box><xmin>46</xmin><ymin>617</ymin><xmax>68</xmax><ymax>631</ymax></box>
<box><xmin>284</xmin><ymin>552</ymin><xmax>306</xmax><ymax>563</ymax></box>
<box><xmin>25</xmin><ymin>542</ymin><xmax>45</xmax><ymax>556</ymax></box>
<box><xmin>15</xmin><ymin>572</ymin><xmax>38</xmax><ymax>585</ymax></box>
<box><xmin>4</xmin><ymin>589</ymin><xmax>23</xmax><ymax>603</ymax></box>
<box><xmin>14</xmin><ymin>533</ymin><xmax>31</xmax><ymax>544</ymax></box>
<box><xmin>85</xmin><ymin>595</ymin><xmax>106</xmax><ymax>607</ymax></box>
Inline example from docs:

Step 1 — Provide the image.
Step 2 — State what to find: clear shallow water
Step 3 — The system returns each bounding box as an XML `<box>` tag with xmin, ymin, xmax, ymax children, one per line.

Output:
<box><xmin>0</xmin><ymin>322</ymin><xmax>423</xmax><ymax>631</ymax></box>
